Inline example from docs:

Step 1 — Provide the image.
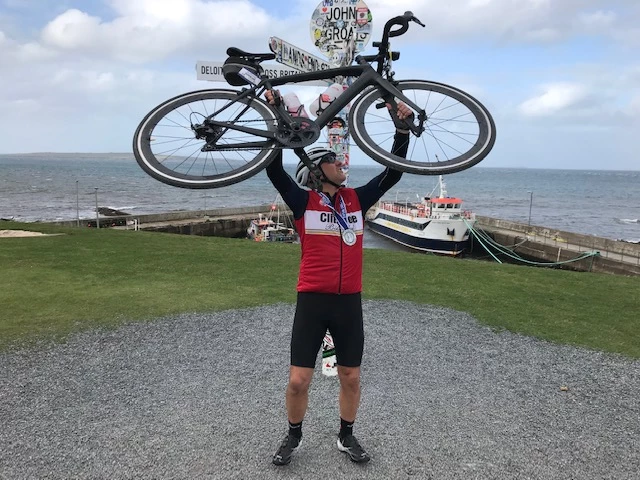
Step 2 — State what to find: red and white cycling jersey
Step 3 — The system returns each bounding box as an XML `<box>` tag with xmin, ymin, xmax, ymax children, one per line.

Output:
<box><xmin>295</xmin><ymin>188</ymin><xmax>364</xmax><ymax>294</ymax></box>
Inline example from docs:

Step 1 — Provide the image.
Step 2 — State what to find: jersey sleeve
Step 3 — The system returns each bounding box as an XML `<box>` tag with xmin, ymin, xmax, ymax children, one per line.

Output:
<box><xmin>265</xmin><ymin>152</ymin><xmax>308</xmax><ymax>220</ymax></box>
<box><xmin>355</xmin><ymin>132</ymin><xmax>408</xmax><ymax>213</ymax></box>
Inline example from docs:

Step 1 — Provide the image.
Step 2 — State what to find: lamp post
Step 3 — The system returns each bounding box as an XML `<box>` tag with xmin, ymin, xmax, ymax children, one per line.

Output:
<box><xmin>203</xmin><ymin>194</ymin><xmax>212</xmax><ymax>216</ymax></box>
<box><xmin>527</xmin><ymin>191</ymin><xmax>533</xmax><ymax>226</ymax></box>
<box><xmin>76</xmin><ymin>180</ymin><xmax>80</xmax><ymax>227</ymax></box>
<box><xmin>94</xmin><ymin>188</ymin><xmax>100</xmax><ymax>229</ymax></box>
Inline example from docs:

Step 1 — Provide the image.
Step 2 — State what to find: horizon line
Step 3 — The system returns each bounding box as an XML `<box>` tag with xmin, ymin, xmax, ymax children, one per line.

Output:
<box><xmin>0</xmin><ymin>152</ymin><xmax>637</xmax><ymax>172</ymax></box>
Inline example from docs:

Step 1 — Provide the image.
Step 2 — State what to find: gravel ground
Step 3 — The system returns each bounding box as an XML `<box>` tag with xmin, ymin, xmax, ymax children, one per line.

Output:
<box><xmin>1</xmin><ymin>300</ymin><xmax>639</xmax><ymax>480</ymax></box>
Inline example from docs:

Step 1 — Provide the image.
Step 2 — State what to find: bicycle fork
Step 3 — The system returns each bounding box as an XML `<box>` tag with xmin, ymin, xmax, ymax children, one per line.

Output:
<box><xmin>377</xmin><ymin>94</ymin><xmax>426</xmax><ymax>136</ymax></box>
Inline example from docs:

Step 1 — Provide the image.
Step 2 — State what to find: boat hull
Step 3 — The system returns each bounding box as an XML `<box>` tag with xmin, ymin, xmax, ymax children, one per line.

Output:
<box><xmin>367</xmin><ymin>219</ymin><xmax>471</xmax><ymax>255</ymax></box>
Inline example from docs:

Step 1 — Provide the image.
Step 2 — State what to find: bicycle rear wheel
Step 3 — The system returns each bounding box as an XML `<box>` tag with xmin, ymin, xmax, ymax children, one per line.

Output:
<box><xmin>349</xmin><ymin>80</ymin><xmax>496</xmax><ymax>174</ymax></box>
<box><xmin>133</xmin><ymin>89</ymin><xmax>279</xmax><ymax>189</ymax></box>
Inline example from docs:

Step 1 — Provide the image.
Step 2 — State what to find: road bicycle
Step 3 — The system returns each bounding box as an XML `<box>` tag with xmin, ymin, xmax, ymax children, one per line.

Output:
<box><xmin>133</xmin><ymin>11</ymin><xmax>496</xmax><ymax>189</ymax></box>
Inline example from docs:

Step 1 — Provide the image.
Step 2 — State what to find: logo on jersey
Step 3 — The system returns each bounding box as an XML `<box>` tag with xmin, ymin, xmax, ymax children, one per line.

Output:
<box><xmin>304</xmin><ymin>209</ymin><xmax>363</xmax><ymax>235</ymax></box>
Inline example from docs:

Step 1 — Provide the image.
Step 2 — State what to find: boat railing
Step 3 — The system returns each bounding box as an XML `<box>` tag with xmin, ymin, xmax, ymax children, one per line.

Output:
<box><xmin>378</xmin><ymin>201</ymin><xmax>475</xmax><ymax>221</ymax></box>
<box><xmin>379</xmin><ymin>201</ymin><xmax>429</xmax><ymax>218</ymax></box>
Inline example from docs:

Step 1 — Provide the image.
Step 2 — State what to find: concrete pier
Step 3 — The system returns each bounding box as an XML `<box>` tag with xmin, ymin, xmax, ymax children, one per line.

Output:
<box><xmin>474</xmin><ymin>216</ymin><xmax>640</xmax><ymax>276</ymax></box>
<box><xmin>51</xmin><ymin>205</ymin><xmax>278</xmax><ymax>238</ymax></box>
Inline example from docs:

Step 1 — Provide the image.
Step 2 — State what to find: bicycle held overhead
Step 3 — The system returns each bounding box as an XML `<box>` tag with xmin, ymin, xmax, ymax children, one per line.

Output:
<box><xmin>133</xmin><ymin>11</ymin><xmax>496</xmax><ymax>189</ymax></box>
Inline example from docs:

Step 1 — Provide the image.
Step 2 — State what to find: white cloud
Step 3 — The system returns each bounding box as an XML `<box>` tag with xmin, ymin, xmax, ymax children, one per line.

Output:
<box><xmin>519</xmin><ymin>83</ymin><xmax>590</xmax><ymax>117</ymax></box>
<box><xmin>517</xmin><ymin>70</ymin><xmax>640</xmax><ymax>128</ymax></box>
<box><xmin>577</xmin><ymin>10</ymin><xmax>616</xmax><ymax>30</ymax></box>
<box><xmin>41</xmin><ymin>9</ymin><xmax>102</xmax><ymax>50</ymax></box>
<box><xmin>357</xmin><ymin>0</ymin><xmax>639</xmax><ymax>46</ymax></box>
<box><xmin>108</xmin><ymin>0</ymin><xmax>193</xmax><ymax>23</ymax></box>
<box><xmin>36</xmin><ymin>0</ymin><xmax>275</xmax><ymax>63</ymax></box>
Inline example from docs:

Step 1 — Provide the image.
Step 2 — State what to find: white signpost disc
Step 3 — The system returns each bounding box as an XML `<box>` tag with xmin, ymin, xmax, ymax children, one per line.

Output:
<box><xmin>310</xmin><ymin>0</ymin><xmax>372</xmax><ymax>65</ymax></box>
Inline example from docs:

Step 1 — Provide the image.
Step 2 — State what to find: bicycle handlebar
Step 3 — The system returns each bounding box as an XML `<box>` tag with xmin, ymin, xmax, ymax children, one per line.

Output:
<box><xmin>384</xmin><ymin>11</ymin><xmax>425</xmax><ymax>39</ymax></box>
<box><xmin>367</xmin><ymin>12</ymin><xmax>424</xmax><ymax>74</ymax></box>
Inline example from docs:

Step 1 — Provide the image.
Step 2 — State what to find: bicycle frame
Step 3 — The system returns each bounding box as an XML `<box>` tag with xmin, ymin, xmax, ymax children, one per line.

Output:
<box><xmin>205</xmin><ymin>61</ymin><xmax>426</xmax><ymax>147</ymax></box>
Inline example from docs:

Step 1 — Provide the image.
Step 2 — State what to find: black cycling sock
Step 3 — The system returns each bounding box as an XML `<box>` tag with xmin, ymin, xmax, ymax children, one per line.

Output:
<box><xmin>339</xmin><ymin>418</ymin><xmax>354</xmax><ymax>439</ymax></box>
<box><xmin>288</xmin><ymin>420</ymin><xmax>303</xmax><ymax>439</ymax></box>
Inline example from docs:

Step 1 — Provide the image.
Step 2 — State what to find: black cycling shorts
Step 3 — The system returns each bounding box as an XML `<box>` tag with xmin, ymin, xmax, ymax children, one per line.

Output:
<box><xmin>290</xmin><ymin>292</ymin><xmax>364</xmax><ymax>368</ymax></box>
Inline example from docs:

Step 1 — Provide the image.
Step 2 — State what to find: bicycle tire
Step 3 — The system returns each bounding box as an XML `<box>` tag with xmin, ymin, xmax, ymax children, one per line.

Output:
<box><xmin>349</xmin><ymin>80</ymin><xmax>496</xmax><ymax>175</ymax></box>
<box><xmin>133</xmin><ymin>89</ymin><xmax>279</xmax><ymax>189</ymax></box>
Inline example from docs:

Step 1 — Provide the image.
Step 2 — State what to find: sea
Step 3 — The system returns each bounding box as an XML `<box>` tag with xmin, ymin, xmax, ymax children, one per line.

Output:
<box><xmin>1</xmin><ymin>153</ymin><xmax>639</xmax><ymax>246</ymax></box>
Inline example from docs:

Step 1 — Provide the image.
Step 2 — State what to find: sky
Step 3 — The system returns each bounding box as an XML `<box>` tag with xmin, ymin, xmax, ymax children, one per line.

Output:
<box><xmin>1</xmin><ymin>0</ymin><xmax>639</xmax><ymax>170</ymax></box>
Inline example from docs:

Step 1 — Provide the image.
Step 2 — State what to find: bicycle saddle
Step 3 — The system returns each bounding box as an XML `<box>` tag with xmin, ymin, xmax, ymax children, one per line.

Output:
<box><xmin>226</xmin><ymin>47</ymin><xmax>275</xmax><ymax>62</ymax></box>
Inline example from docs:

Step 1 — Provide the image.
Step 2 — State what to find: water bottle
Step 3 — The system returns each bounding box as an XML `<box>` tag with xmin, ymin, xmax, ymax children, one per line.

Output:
<box><xmin>310</xmin><ymin>83</ymin><xmax>344</xmax><ymax>117</ymax></box>
<box><xmin>282</xmin><ymin>92</ymin><xmax>309</xmax><ymax>118</ymax></box>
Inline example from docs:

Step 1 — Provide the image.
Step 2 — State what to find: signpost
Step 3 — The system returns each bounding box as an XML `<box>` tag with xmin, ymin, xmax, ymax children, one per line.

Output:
<box><xmin>268</xmin><ymin>37</ymin><xmax>333</xmax><ymax>73</ymax></box>
<box><xmin>309</xmin><ymin>0</ymin><xmax>372</xmax><ymax>377</ymax></box>
<box><xmin>309</xmin><ymin>0</ymin><xmax>372</xmax><ymax>177</ymax></box>
<box><xmin>309</xmin><ymin>0</ymin><xmax>372</xmax><ymax>66</ymax></box>
<box><xmin>196</xmin><ymin>61</ymin><xmax>329</xmax><ymax>86</ymax></box>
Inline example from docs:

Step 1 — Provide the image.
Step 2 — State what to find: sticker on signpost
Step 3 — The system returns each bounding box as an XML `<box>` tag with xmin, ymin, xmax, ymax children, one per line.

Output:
<box><xmin>310</xmin><ymin>0</ymin><xmax>371</xmax><ymax>63</ymax></box>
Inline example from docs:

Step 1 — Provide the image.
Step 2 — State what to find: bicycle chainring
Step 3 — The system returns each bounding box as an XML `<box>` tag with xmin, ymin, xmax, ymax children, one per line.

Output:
<box><xmin>276</xmin><ymin>118</ymin><xmax>321</xmax><ymax>148</ymax></box>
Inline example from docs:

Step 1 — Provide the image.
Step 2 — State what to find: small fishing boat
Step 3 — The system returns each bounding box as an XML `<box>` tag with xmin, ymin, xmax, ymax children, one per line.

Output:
<box><xmin>247</xmin><ymin>195</ymin><xmax>299</xmax><ymax>243</ymax></box>
<box><xmin>366</xmin><ymin>175</ymin><xmax>475</xmax><ymax>255</ymax></box>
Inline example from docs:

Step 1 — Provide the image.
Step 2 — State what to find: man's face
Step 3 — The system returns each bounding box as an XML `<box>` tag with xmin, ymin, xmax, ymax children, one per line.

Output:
<box><xmin>320</xmin><ymin>157</ymin><xmax>346</xmax><ymax>185</ymax></box>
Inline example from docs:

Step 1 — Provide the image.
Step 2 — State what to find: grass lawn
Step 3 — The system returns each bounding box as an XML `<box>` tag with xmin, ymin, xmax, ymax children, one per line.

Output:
<box><xmin>1</xmin><ymin>221</ymin><xmax>639</xmax><ymax>357</ymax></box>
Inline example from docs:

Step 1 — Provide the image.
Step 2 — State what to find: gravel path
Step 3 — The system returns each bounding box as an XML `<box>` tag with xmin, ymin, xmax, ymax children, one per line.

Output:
<box><xmin>1</xmin><ymin>300</ymin><xmax>639</xmax><ymax>479</ymax></box>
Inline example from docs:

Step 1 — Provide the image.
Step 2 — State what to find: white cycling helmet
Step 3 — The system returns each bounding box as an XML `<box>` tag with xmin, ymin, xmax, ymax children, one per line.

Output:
<box><xmin>294</xmin><ymin>147</ymin><xmax>336</xmax><ymax>187</ymax></box>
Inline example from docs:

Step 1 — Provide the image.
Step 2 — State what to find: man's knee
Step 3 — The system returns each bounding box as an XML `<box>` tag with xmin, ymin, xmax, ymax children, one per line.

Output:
<box><xmin>337</xmin><ymin>366</ymin><xmax>360</xmax><ymax>389</ymax></box>
<box><xmin>288</xmin><ymin>366</ymin><xmax>313</xmax><ymax>395</ymax></box>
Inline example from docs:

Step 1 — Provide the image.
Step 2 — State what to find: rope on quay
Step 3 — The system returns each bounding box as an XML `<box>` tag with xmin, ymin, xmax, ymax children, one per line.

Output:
<box><xmin>465</xmin><ymin>219</ymin><xmax>600</xmax><ymax>267</ymax></box>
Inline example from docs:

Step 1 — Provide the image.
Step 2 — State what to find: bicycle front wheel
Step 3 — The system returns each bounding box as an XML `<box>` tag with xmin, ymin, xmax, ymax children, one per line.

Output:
<box><xmin>133</xmin><ymin>89</ymin><xmax>279</xmax><ymax>189</ymax></box>
<box><xmin>349</xmin><ymin>80</ymin><xmax>496</xmax><ymax>174</ymax></box>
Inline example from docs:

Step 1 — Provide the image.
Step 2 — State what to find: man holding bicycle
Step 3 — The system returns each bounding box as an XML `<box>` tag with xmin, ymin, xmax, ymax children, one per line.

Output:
<box><xmin>266</xmin><ymin>89</ymin><xmax>412</xmax><ymax>466</ymax></box>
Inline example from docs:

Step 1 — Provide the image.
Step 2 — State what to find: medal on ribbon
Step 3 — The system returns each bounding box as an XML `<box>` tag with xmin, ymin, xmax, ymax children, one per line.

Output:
<box><xmin>341</xmin><ymin>228</ymin><xmax>357</xmax><ymax>246</ymax></box>
<box><xmin>320</xmin><ymin>193</ymin><xmax>357</xmax><ymax>247</ymax></box>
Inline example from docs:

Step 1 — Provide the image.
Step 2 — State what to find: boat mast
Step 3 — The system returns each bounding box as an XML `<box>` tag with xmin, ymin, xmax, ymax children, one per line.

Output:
<box><xmin>439</xmin><ymin>175</ymin><xmax>447</xmax><ymax>199</ymax></box>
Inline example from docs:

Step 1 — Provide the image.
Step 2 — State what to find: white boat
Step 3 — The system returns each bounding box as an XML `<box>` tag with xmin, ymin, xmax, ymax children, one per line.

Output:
<box><xmin>366</xmin><ymin>176</ymin><xmax>476</xmax><ymax>256</ymax></box>
<box><xmin>247</xmin><ymin>195</ymin><xmax>299</xmax><ymax>243</ymax></box>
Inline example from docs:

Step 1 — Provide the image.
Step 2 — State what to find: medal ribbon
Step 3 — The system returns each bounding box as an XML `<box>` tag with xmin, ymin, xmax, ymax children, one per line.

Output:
<box><xmin>319</xmin><ymin>193</ymin><xmax>350</xmax><ymax>231</ymax></box>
